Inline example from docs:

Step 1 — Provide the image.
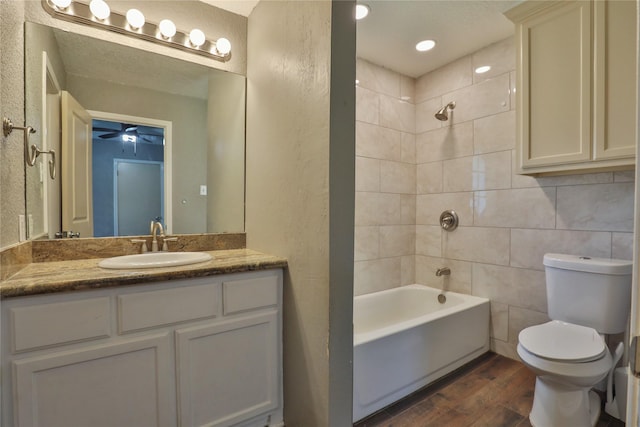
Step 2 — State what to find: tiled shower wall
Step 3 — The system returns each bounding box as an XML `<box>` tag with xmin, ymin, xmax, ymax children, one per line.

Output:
<box><xmin>354</xmin><ymin>37</ymin><xmax>635</xmax><ymax>358</ymax></box>
<box><xmin>355</xmin><ymin>56</ymin><xmax>417</xmax><ymax>295</ymax></box>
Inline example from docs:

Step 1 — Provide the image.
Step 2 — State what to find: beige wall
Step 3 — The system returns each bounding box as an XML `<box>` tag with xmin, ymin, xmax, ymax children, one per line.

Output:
<box><xmin>0</xmin><ymin>0</ymin><xmax>247</xmax><ymax>249</ymax></box>
<box><xmin>24</xmin><ymin>22</ymin><xmax>68</xmax><ymax>238</ymax></box>
<box><xmin>207</xmin><ymin>73</ymin><xmax>245</xmax><ymax>233</ymax></box>
<box><xmin>1</xmin><ymin>1</ymin><xmax>26</xmax><ymax>249</ymax></box>
<box><xmin>327</xmin><ymin>3</ymin><xmax>356</xmax><ymax>421</ymax></box>
<box><xmin>355</xmin><ymin>37</ymin><xmax>636</xmax><ymax>359</ymax></box>
<box><xmin>246</xmin><ymin>1</ymin><xmax>354</xmax><ymax>425</ymax></box>
<box><xmin>67</xmin><ymin>75</ymin><xmax>208</xmax><ymax>234</ymax></box>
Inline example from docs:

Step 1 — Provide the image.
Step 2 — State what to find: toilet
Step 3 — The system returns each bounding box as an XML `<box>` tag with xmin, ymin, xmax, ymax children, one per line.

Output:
<box><xmin>517</xmin><ymin>253</ymin><xmax>632</xmax><ymax>427</ymax></box>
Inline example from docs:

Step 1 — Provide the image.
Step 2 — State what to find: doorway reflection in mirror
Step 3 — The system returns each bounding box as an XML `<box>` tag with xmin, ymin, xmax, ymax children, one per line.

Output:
<box><xmin>92</xmin><ymin>119</ymin><xmax>165</xmax><ymax>237</ymax></box>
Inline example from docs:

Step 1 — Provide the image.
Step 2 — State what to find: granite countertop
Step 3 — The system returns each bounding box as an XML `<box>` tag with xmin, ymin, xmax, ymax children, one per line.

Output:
<box><xmin>1</xmin><ymin>249</ymin><xmax>287</xmax><ymax>299</ymax></box>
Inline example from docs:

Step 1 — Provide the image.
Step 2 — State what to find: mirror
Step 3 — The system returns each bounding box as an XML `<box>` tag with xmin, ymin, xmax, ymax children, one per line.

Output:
<box><xmin>25</xmin><ymin>22</ymin><xmax>245</xmax><ymax>239</ymax></box>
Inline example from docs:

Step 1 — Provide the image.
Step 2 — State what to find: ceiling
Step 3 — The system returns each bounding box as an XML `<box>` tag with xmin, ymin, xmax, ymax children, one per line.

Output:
<box><xmin>46</xmin><ymin>1</ymin><xmax>520</xmax><ymax>94</ymax></box>
<box><xmin>357</xmin><ymin>1</ymin><xmax>519</xmax><ymax>78</ymax></box>
<box><xmin>203</xmin><ymin>0</ymin><xmax>519</xmax><ymax>79</ymax></box>
<box><xmin>52</xmin><ymin>27</ymin><xmax>211</xmax><ymax>99</ymax></box>
<box><xmin>200</xmin><ymin>0</ymin><xmax>259</xmax><ymax>17</ymax></box>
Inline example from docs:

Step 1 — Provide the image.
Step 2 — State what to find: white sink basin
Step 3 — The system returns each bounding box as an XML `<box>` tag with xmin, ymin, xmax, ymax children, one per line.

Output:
<box><xmin>98</xmin><ymin>252</ymin><xmax>212</xmax><ymax>269</ymax></box>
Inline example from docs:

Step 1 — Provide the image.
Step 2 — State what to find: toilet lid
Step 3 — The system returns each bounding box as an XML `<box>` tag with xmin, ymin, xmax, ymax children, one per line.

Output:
<box><xmin>519</xmin><ymin>321</ymin><xmax>606</xmax><ymax>362</ymax></box>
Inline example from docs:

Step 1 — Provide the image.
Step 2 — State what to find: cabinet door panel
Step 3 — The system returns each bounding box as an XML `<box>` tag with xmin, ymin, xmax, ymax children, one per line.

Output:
<box><xmin>519</xmin><ymin>1</ymin><xmax>592</xmax><ymax>168</ymax></box>
<box><xmin>11</xmin><ymin>297</ymin><xmax>110</xmax><ymax>353</ymax></box>
<box><xmin>223</xmin><ymin>275</ymin><xmax>279</xmax><ymax>315</ymax></box>
<box><xmin>13</xmin><ymin>334</ymin><xmax>172</xmax><ymax>427</ymax></box>
<box><xmin>118</xmin><ymin>281</ymin><xmax>219</xmax><ymax>333</ymax></box>
<box><xmin>594</xmin><ymin>0</ymin><xmax>637</xmax><ymax>160</ymax></box>
<box><xmin>176</xmin><ymin>311</ymin><xmax>279</xmax><ymax>427</ymax></box>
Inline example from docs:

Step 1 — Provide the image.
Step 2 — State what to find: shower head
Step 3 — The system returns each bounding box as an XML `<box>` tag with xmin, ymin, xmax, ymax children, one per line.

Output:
<box><xmin>435</xmin><ymin>101</ymin><xmax>456</xmax><ymax>121</ymax></box>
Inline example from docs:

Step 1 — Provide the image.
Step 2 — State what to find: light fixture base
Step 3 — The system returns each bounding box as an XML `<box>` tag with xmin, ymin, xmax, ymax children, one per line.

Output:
<box><xmin>41</xmin><ymin>0</ymin><xmax>231</xmax><ymax>62</ymax></box>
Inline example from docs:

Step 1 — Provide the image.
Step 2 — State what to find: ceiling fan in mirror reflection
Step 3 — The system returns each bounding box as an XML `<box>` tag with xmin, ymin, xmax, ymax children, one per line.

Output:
<box><xmin>93</xmin><ymin>120</ymin><xmax>165</xmax><ymax>155</ymax></box>
<box><xmin>42</xmin><ymin>0</ymin><xmax>232</xmax><ymax>61</ymax></box>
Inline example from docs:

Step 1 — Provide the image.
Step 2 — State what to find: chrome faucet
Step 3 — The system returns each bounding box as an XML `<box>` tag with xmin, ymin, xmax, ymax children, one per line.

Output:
<box><xmin>150</xmin><ymin>220</ymin><xmax>165</xmax><ymax>252</ymax></box>
<box><xmin>435</xmin><ymin>267</ymin><xmax>451</xmax><ymax>277</ymax></box>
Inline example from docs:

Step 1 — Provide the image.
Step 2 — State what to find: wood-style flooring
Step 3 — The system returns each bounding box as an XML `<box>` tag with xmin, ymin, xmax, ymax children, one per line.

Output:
<box><xmin>353</xmin><ymin>352</ymin><xmax>625</xmax><ymax>427</ymax></box>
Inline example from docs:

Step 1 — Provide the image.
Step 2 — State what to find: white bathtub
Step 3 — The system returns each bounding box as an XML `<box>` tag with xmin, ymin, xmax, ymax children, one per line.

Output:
<box><xmin>353</xmin><ymin>284</ymin><xmax>490</xmax><ymax>422</ymax></box>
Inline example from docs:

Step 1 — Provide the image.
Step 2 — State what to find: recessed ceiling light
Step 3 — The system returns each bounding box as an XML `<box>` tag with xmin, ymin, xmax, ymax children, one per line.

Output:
<box><xmin>475</xmin><ymin>65</ymin><xmax>492</xmax><ymax>74</ymax></box>
<box><xmin>416</xmin><ymin>39</ymin><xmax>436</xmax><ymax>52</ymax></box>
<box><xmin>356</xmin><ymin>4</ymin><xmax>370</xmax><ymax>20</ymax></box>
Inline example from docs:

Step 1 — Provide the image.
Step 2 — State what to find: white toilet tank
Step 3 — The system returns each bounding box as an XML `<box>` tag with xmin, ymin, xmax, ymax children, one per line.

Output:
<box><xmin>544</xmin><ymin>253</ymin><xmax>632</xmax><ymax>334</ymax></box>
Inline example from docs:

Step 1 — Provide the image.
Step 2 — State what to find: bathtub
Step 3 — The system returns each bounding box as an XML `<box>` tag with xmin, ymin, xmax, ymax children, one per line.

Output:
<box><xmin>353</xmin><ymin>284</ymin><xmax>490</xmax><ymax>422</ymax></box>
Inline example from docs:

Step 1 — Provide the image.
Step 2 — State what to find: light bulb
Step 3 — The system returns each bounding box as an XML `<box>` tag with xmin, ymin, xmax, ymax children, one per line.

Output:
<box><xmin>189</xmin><ymin>29</ymin><xmax>206</xmax><ymax>47</ymax></box>
<box><xmin>51</xmin><ymin>0</ymin><xmax>71</xmax><ymax>9</ymax></box>
<box><xmin>126</xmin><ymin>8</ymin><xmax>145</xmax><ymax>29</ymax></box>
<box><xmin>355</xmin><ymin>4</ymin><xmax>369</xmax><ymax>20</ymax></box>
<box><xmin>215</xmin><ymin>38</ymin><xmax>231</xmax><ymax>55</ymax></box>
<box><xmin>159</xmin><ymin>19</ymin><xmax>177</xmax><ymax>39</ymax></box>
<box><xmin>89</xmin><ymin>0</ymin><xmax>110</xmax><ymax>20</ymax></box>
<box><xmin>416</xmin><ymin>39</ymin><xmax>436</xmax><ymax>52</ymax></box>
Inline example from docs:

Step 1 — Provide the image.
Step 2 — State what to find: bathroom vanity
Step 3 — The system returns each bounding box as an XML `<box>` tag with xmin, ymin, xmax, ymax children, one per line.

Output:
<box><xmin>0</xmin><ymin>249</ymin><xmax>286</xmax><ymax>427</ymax></box>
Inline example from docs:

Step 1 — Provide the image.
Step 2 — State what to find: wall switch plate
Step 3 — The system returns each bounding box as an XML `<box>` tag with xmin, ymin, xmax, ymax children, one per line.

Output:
<box><xmin>200</xmin><ymin>185</ymin><xmax>207</xmax><ymax>196</ymax></box>
<box><xmin>18</xmin><ymin>215</ymin><xmax>26</xmax><ymax>242</ymax></box>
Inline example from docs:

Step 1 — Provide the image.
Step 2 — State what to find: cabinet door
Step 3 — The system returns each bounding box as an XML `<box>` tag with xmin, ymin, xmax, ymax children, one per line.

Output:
<box><xmin>593</xmin><ymin>0</ymin><xmax>637</xmax><ymax>160</ymax></box>
<box><xmin>516</xmin><ymin>1</ymin><xmax>592</xmax><ymax>169</ymax></box>
<box><xmin>176</xmin><ymin>311</ymin><xmax>279</xmax><ymax>427</ymax></box>
<box><xmin>13</xmin><ymin>334</ymin><xmax>173</xmax><ymax>427</ymax></box>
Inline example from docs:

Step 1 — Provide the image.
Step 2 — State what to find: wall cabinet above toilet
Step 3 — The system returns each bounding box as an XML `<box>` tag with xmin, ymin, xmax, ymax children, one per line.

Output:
<box><xmin>506</xmin><ymin>0</ymin><xmax>637</xmax><ymax>176</ymax></box>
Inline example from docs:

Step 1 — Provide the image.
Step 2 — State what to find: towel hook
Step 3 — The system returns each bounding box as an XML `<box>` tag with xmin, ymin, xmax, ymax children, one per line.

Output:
<box><xmin>3</xmin><ymin>117</ymin><xmax>56</xmax><ymax>179</ymax></box>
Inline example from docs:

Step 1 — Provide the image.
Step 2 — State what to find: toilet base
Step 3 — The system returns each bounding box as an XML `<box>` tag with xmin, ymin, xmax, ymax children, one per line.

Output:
<box><xmin>529</xmin><ymin>377</ymin><xmax>601</xmax><ymax>427</ymax></box>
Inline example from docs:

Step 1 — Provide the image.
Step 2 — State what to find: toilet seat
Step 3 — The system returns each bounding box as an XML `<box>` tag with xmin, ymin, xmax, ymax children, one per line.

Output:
<box><xmin>519</xmin><ymin>321</ymin><xmax>606</xmax><ymax>363</ymax></box>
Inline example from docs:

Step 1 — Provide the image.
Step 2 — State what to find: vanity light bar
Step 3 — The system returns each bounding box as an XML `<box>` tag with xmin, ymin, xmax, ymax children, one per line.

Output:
<box><xmin>41</xmin><ymin>0</ymin><xmax>232</xmax><ymax>62</ymax></box>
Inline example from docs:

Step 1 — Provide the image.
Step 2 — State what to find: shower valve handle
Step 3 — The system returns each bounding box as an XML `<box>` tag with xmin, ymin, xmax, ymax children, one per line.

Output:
<box><xmin>439</xmin><ymin>210</ymin><xmax>459</xmax><ymax>231</ymax></box>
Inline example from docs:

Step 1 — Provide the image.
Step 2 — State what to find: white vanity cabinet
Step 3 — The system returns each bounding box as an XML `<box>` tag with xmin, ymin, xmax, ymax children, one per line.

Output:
<box><xmin>0</xmin><ymin>269</ymin><xmax>284</xmax><ymax>427</ymax></box>
<box><xmin>506</xmin><ymin>0</ymin><xmax>637</xmax><ymax>175</ymax></box>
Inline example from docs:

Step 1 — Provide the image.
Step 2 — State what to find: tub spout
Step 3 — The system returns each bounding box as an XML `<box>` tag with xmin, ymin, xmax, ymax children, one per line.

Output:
<box><xmin>435</xmin><ymin>267</ymin><xmax>450</xmax><ymax>277</ymax></box>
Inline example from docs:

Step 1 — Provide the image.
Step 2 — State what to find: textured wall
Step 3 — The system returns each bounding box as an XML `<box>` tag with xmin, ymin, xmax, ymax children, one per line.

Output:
<box><xmin>207</xmin><ymin>73</ymin><xmax>245</xmax><ymax>233</ymax></box>
<box><xmin>246</xmin><ymin>1</ymin><xmax>354</xmax><ymax>425</ymax></box>
<box><xmin>1</xmin><ymin>1</ymin><xmax>26</xmax><ymax>248</ymax></box>
<box><xmin>355</xmin><ymin>37</ymin><xmax>635</xmax><ymax>359</ymax></box>
<box><xmin>246</xmin><ymin>2</ymin><xmax>331</xmax><ymax>423</ymax></box>
<box><xmin>24</xmin><ymin>22</ymin><xmax>68</xmax><ymax>239</ymax></box>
